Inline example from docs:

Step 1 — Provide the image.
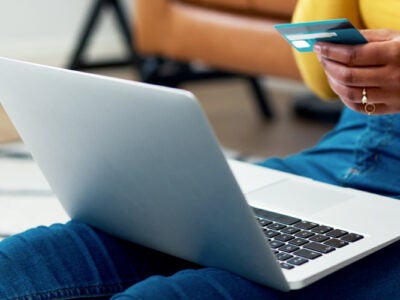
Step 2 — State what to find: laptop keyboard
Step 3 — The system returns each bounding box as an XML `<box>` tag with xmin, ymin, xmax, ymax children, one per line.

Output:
<box><xmin>252</xmin><ymin>207</ymin><xmax>364</xmax><ymax>270</ymax></box>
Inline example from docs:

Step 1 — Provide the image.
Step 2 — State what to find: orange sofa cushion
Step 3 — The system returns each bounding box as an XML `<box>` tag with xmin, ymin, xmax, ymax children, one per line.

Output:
<box><xmin>181</xmin><ymin>0</ymin><xmax>297</xmax><ymax>18</ymax></box>
<box><xmin>134</xmin><ymin>0</ymin><xmax>301</xmax><ymax>80</ymax></box>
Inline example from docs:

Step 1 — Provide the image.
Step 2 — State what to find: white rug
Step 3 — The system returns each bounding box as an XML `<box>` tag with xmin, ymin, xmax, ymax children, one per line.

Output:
<box><xmin>0</xmin><ymin>143</ymin><xmax>69</xmax><ymax>240</ymax></box>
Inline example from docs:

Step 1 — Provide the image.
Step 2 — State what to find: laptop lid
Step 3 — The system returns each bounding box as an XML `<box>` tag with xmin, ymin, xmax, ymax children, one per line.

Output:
<box><xmin>0</xmin><ymin>58</ymin><xmax>290</xmax><ymax>291</ymax></box>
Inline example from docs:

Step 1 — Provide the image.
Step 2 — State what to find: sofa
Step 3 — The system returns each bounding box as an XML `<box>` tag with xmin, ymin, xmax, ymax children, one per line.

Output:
<box><xmin>133</xmin><ymin>0</ymin><xmax>302</xmax><ymax>118</ymax></box>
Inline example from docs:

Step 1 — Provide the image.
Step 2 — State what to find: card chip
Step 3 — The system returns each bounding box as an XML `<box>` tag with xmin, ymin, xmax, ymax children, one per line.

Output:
<box><xmin>292</xmin><ymin>40</ymin><xmax>310</xmax><ymax>49</ymax></box>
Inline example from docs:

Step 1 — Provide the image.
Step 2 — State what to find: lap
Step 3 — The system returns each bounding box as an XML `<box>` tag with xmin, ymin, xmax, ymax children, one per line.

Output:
<box><xmin>113</xmin><ymin>240</ymin><xmax>400</xmax><ymax>300</ymax></box>
<box><xmin>0</xmin><ymin>221</ymin><xmax>398</xmax><ymax>299</ymax></box>
<box><xmin>0</xmin><ymin>221</ymin><xmax>197</xmax><ymax>299</ymax></box>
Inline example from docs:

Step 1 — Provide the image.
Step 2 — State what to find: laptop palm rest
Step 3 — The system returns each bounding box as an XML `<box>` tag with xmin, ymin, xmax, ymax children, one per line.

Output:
<box><xmin>247</xmin><ymin>179</ymin><xmax>353</xmax><ymax>217</ymax></box>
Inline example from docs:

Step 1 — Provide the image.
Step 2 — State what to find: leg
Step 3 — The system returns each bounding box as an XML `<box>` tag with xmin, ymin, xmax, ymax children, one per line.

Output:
<box><xmin>111</xmin><ymin>241</ymin><xmax>400</xmax><ymax>299</ymax></box>
<box><xmin>1</xmin><ymin>221</ymin><xmax>398</xmax><ymax>299</ymax></box>
<box><xmin>259</xmin><ymin>107</ymin><xmax>400</xmax><ymax>198</ymax></box>
<box><xmin>0</xmin><ymin>221</ymin><xmax>197</xmax><ymax>299</ymax></box>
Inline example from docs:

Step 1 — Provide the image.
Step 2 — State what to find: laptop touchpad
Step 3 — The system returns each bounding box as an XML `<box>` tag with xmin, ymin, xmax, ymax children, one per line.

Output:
<box><xmin>246</xmin><ymin>179</ymin><xmax>353</xmax><ymax>216</ymax></box>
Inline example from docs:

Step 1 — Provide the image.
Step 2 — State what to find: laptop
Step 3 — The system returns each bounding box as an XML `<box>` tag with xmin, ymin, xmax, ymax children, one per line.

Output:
<box><xmin>0</xmin><ymin>57</ymin><xmax>399</xmax><ymax>291</ymax></box>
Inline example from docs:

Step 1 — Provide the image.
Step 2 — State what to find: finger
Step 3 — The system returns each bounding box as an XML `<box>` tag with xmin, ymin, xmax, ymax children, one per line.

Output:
<box><xmin>340</xmin><ymin>98</ymin><xmax>365</xmax><ymax>114</ymax></box>
<box><xmin>327</xmin><ymin>76</ymin><xmax>399</xmax><ymax>115</ymax></box>
<box><xmin>326</xmin><ymin>76</ymin><xmax>386</xmax><ymax>104</ymax></box>
<box><xmin>321</xmin><ymin>57</ymin><xmax>385</xmax><ymax>87</ymax></box>
<box><xmin>314</xmin><ymin>41</ymin><xmax>389</xmax><ymax>66</ymax></box>
<box><xmin>341</xmin><ymin>98</ymin><xmax>389</xmax><ymax>116</ymax></box>
<box><xmin>360</xmin><ymin>29</ymin><xmax>396</xmax><ymax>42</ymax></box>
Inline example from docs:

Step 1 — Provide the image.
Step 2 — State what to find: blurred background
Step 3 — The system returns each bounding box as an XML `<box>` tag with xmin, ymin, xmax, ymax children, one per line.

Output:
<box><xmin>0</xmin><ymin>1</ymin><xmax>132</xmax><ymax>66</ymax></box>
<box><xmin>0</xmin><ymin>0</ymin><xmax>338</xmax><ymax>159</ymax></box>
<box><xmin>0</xmin><ymin>0</ymin><xmax>343</xmax><ymax>238</ymax></box>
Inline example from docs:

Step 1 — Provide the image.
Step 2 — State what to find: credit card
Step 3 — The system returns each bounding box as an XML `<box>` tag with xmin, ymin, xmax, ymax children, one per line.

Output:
<box><xmin>274</xmin><ymin>18</ymin><xmax>367</xmax><ymax>52</ymax></box>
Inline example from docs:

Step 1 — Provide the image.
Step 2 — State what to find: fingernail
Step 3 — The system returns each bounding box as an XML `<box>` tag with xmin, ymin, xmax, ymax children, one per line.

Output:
<box><xmin>314</xmin><ymin>44</ymin><xmax>322</xmax><ymax>61</ymax></box>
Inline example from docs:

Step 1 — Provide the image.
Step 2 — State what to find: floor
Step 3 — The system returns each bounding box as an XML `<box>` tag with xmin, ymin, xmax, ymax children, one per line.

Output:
<box><xmin>93</xmin><ymin>66</ymin><xmax>336</xmax><ymax>160</ymax></box>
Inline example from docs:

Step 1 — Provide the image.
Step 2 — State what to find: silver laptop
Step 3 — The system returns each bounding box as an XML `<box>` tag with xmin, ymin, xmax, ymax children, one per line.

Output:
<box><xmin>0</xmin><ymin>57</ymin><xmax>399</xmax><ymax>291</ymax></box>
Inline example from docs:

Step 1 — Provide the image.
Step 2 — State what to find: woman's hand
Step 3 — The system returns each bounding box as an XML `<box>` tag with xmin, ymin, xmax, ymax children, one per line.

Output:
<box><xmin>314</xmin><ymin>29</ymin><xmax>400</xmax><ymax>115</ymax></box>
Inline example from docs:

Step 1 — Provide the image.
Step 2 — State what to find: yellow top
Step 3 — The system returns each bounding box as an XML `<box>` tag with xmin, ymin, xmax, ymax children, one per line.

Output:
<box><xmin>292</xmin><ymin>0</ymin><xmax>400</xmax><ymax>99</ymax></box>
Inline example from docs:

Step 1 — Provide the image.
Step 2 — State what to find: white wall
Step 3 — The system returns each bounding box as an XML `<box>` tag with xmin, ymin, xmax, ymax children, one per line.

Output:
<box><xmin>0</xmin><ymin>0</ymin><xmax>133</xmax><ymax>67</ymax></box>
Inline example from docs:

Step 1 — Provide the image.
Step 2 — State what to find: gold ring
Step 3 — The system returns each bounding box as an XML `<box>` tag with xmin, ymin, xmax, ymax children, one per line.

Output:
<box><xmin>364</xmin><ymin>103</ymin><xmax>376</xmax><ymax>115</ymax></box>
<box><xmin>362</xmin><ymin>88</ymin><xmax>367</xmax><ymax>105</ymax></box>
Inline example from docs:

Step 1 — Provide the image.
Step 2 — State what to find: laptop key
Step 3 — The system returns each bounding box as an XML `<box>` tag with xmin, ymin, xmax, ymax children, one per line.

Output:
<box><xmin>281</xmin><ymin>227</ymin><xmax>300</xmax><ymax>234</ymax></box>
<box><xmin>309</xmin><ymin>234</ymin><xmax>330</xmax><ymax>243</ymax></box>
<box><xmin>304</xmin><ymin>242</ymin><xmax>336</xmax><ymax>254</ymax></box>
<box><xmin>324</xmin><ymin>239</ymin><xmax>349</xmax><ymax>248</ymax></box>
<box><xmin>267</xmin><ymin>223</ymin><xmax>287</xmax><ymax>231</ymax></box>
<box><xmin>280</xmin><ymin>262</ymin><xmax>294</xmax><ymax>270</ymax></box>
<box><xmin>263</xmin><ymin>230</ymin><xmax>280</xmax><ymax>238</ymax></box>
<box><xmin>286</xmin><ymin>257</ymin><xmax>308</xmax><ymax>266</ymax></box>
<box><xmin>257</xmin><ymin>218</ymin><xmax>272</xmax><ymax>227</ymax></box>
<box><xmin>326</xmin><ymin>229</ymin><xmax>348</xmax><ymax>238</ymax></box>
<box><xmin>276</xmin><ymin>252</ymin><xmax>293</xmax><ymax>261</ymax></box>
<box><xmin>270</xmin><ymin>240</ymin><xmax>285</xmax><ymax>249</ymax></box>
<box><xmin>293</xmin><ymin>221</ymin><xmax>319</xmax><ymax>230</ymax></box>
<box><xmin>288</xmin><ymin>238</ymin><xmax>309</xmax><ymax>246</ymax></box>
<box><xmin>311</xmin><ymin>225</ymin><xmax>333</xmax><ymax>234</ymax></box>
<box><xmin>341</xmin><ymin>233</ymin><xmax>364</xmax><ymax>243</ymax></box>
<box><xmin>278</xmin><ymin>244</ymin><xmax>300</xmax><ymax>253</ymax></box>
<box><xmin>274</xmin><ymin>234</ymin><xmax>295</xmax><ymax>242</ymax></box>
<box><xmin>294</xmin><ymin>230</ymin><xmax>315</xmax><ymax>239</ymax></box>
<box><xmin>252</xmin><ymin>207</ymin><xmax>301</xmax><ymax>225</ymax></box>
<box><xmin>293</xmin><ymin>249</ymin><xmax>322</xmax><ymax>260</ymax></box>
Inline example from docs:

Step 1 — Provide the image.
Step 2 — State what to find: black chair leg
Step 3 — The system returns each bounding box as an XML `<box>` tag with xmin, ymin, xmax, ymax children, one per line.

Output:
<box><xmin>68</xmin><ymin>0</ymin><xmax>140</xmax><ymax>70</ymax></box>
<box><xmin>139</xmin><ymin>57</ymin><xmax>165</xmax><ymax>83</ymax></box>
<box><xmin>139</xmin><ymin>59</ymin><xmax>274</xmax><ymax>119</ymax></box>
<box><xmin>139</xmin><ymin>58</ymin><xmax>182</xmax><ymax>88</ymax></box>
<box><xmin>247</xmin><ymin>77</ymin><xmax>273</xmax><ymax>119</ymax></box>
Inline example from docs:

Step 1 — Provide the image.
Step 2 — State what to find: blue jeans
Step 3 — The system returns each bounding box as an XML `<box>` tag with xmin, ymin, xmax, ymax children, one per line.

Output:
<box><xmin>259</xmin><ymin>107</ymin><xmax>400</xmax><ymax>199</ymax></box>
<box><xmin>0</xmin><ymin>222</ymin><xmax>399</xmax><ymax>300</ymax></box>
<box><xmin>1</xmin><ymin>107</ymin><xmax>399</xmax><ymax>299</ymax></box>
